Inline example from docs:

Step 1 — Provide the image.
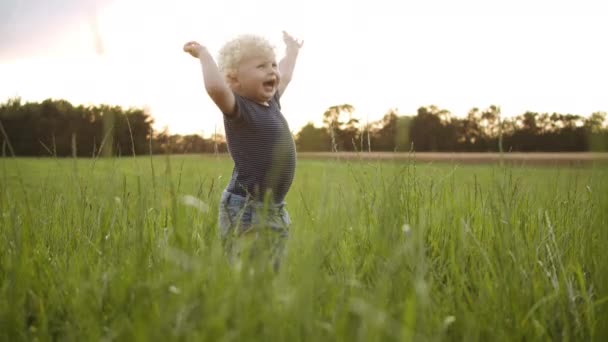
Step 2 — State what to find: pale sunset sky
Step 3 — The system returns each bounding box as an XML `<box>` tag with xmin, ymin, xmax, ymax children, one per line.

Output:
<box><xmin>1</xmin><ymin>0</ymin><xmax>606</xmax><ymax>137</ymax></box>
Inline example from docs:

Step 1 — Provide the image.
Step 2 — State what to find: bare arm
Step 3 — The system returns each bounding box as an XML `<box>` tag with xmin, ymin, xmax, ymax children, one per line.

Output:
<box><xmin>278</xmin><ymin>31</ymin><xmax>303</xmax><ymax>97</ymax></box>
<box><xmin>183</xmin><ymin>41</ymin><xmax>235</xmax><ymax>115</ymax></box>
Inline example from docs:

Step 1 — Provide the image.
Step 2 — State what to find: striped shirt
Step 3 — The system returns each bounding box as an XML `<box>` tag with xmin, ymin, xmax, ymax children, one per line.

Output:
<box><xmin>222</xmin><ymin>91</ymin><xmax>296</xmax><ymax>203</ymax></box>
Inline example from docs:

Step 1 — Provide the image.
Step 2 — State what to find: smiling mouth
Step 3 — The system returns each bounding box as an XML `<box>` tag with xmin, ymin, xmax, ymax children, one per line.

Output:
<box><xmin>263</xmin><ymin>80</ymin><xmax>276</xmax><ymax>88</ymax></box>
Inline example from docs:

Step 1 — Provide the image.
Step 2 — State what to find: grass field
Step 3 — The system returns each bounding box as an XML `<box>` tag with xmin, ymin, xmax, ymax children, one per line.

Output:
<box><xmin>1</xmin><ymin>154</ymin><xmax>607</xmax><ymax>341</ymax></box>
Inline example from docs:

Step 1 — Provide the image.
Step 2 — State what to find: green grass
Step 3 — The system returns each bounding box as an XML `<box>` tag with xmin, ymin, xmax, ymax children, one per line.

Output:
<box><xmin>1</xmin><ymin>154</ymin><xmax>607</xmax><ymax>341</ymax></box>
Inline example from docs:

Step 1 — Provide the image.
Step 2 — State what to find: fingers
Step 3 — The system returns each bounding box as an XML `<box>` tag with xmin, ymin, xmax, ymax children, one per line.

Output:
<box><xmin>183</xmin><ymin>41</ymin><xmax>197</xmax><ymax>50</ymax></box>
<box><xmin>282</xmin><ymin>31</ymin><xmax>303</xmax><ymax>48</ymax></box>
<box><xmin>183</xmin><ymin>41</ymin><xmax>200</xmax><ymax>48</ymax></box>
<box><xmin>183</xmin><ymin>41</ymin><xmax>202</xmax><ymax>57</ymax></box>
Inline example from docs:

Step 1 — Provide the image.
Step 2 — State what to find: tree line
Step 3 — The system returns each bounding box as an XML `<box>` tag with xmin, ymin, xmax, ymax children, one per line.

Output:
<box><xmin>0</xmin><ymin>97</ymin><xmax>226</xmax><ymax>157</ymax></box>
<box><xmin>296</xmin><ymin>104</ymin><xmax>608</xmax><ymax>152</ymax></box>
<box><xmin>1</xmin><ymin>97</ymin><xmax>606</xmax><ymax>157</ymax></box>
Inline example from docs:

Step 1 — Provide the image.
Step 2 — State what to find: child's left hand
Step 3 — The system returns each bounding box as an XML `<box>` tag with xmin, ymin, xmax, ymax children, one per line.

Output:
<box><xmin>282</xmin><ymin>31</ymin><xmax>304</xmax><ymax>51</ymax></box>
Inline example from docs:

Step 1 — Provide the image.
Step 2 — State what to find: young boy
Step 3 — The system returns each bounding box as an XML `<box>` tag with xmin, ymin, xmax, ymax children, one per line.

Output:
<box><xmin>183</xmin><ymin>32</ymin><xmax>303</xmax><ymax>268</ymax></box>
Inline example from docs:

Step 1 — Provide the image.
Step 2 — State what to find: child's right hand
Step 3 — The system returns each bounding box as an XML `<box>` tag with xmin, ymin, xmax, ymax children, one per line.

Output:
<box><xmin>183</xmin><ymin>41</ymin><xmax>205</xmax><ymax>58</ymax></box>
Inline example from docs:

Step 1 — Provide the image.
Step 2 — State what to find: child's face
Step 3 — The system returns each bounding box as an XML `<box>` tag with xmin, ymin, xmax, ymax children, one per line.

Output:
<box><xmin>232</xmin><ymin>53</ymin><xmax>280</xmax><ymax>105</ymax></box>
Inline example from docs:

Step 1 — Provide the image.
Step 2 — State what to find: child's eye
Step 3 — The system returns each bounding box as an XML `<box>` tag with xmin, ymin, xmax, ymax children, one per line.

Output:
<box><xmin>257</xmin><ymin>64</ymin><xmax>265</xmax><ymax>68</ymax></box>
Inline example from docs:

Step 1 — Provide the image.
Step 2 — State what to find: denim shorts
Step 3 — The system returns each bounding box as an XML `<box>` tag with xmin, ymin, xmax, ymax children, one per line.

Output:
<box><xmin>217</xmin><ymin>190</ymin><xmax>292</xmax><ymax>240</ymax></box>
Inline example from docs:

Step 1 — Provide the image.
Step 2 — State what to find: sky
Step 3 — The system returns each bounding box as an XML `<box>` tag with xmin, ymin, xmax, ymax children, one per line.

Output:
<box><xmin>1</xmin><ymin>0</ymin><xmax>606</xmax><ymax>137</ymax></box>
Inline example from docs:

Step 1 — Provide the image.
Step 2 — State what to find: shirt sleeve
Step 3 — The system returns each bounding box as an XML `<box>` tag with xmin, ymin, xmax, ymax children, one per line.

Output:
<box><xmin>223</xmin><ymin>92</ymin><xmax>253</xmax><ymax>124</ymax></box>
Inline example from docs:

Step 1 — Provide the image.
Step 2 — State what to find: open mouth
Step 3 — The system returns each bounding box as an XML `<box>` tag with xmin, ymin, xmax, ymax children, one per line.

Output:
<box><xmin>263</xmin><ymin>80</ymin><xmax>276</xmax><ymax>90</ymax></box>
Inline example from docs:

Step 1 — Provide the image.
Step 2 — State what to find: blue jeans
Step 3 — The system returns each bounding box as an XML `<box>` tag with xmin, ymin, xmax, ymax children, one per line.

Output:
<box><xmin>217</xmin><ymin>190</ymin><xmax>291</xmax><ymax>270</ymax></box>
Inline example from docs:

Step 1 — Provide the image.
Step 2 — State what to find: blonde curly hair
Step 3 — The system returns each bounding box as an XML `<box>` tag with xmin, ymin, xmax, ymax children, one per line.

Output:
<box><xmin>217</xmin><ymin>34</ymin><xmax>276</xmax><ymax>79</ymax></box>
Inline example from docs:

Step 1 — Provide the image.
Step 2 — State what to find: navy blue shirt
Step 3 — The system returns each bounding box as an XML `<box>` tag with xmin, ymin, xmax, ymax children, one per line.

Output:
<box><xmin>222</xmin><ymin>91</ymin><xmax>296</xmax><ymax>203</ymax></box>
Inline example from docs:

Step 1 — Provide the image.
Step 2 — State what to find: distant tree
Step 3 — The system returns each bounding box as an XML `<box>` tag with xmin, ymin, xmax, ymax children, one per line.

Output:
<box><xmin>370</xmin><ymin>109</ymin><xmax>399</xmax><ymax>151</ymax></box>
<box><xmin>295</xmin><ymin>122</ymin><xmax>331</xmax><ymax>152</ymax></box>
<box><xmin>322</xmin><ymin>104</ymin><xmax>359</xmax><ymax>151</ymax></box>
<box><xmin>409</xmin><ymin>106</ymin><xmax>453</xmax><ymax>151</ymax></box>
<box><xmin>365</xmin><ymin>109</ymin><xmax>414</xmax><ymax>152</ymax></box>
<box><xmin>585</xmin><ymin>111</ymin><xmax>607</xmax><ymax>133</ymax></box>
<box><xmin>395</xmin><ymin>116</ymin><xmax>413</xmax><ymax>151</ymax></box>
<box><xmin>585</xmin><ymin>112</ymin><xmax>608</xmax><ymax>151</ymax></box>
<box><xmin>480</xmin><ymin>105</ymin><xmax>501</xmax><ymax>138</ymax></box>
<box><xmin>457</xmin><ymin>107</ymin><xmax>483</xmax><ymax>150</ymax></box>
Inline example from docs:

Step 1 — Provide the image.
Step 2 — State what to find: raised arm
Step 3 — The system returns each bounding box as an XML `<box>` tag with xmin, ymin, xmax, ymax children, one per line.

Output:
<box><xmin>278</xmin><ymin>31</ymin><xmax>304</xmax><ymax>97</ymax></box>
<box><xmin>183</xmin><ymin>41</ymin><xmax>235</xmax><ymax>115</ymax></box>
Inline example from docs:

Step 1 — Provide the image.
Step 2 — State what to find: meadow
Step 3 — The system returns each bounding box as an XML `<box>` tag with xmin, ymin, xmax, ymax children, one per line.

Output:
<box><xmin>1</xmin><ymin>154</ymin><xmax>607</xmax><ymax>341</ymax></box>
